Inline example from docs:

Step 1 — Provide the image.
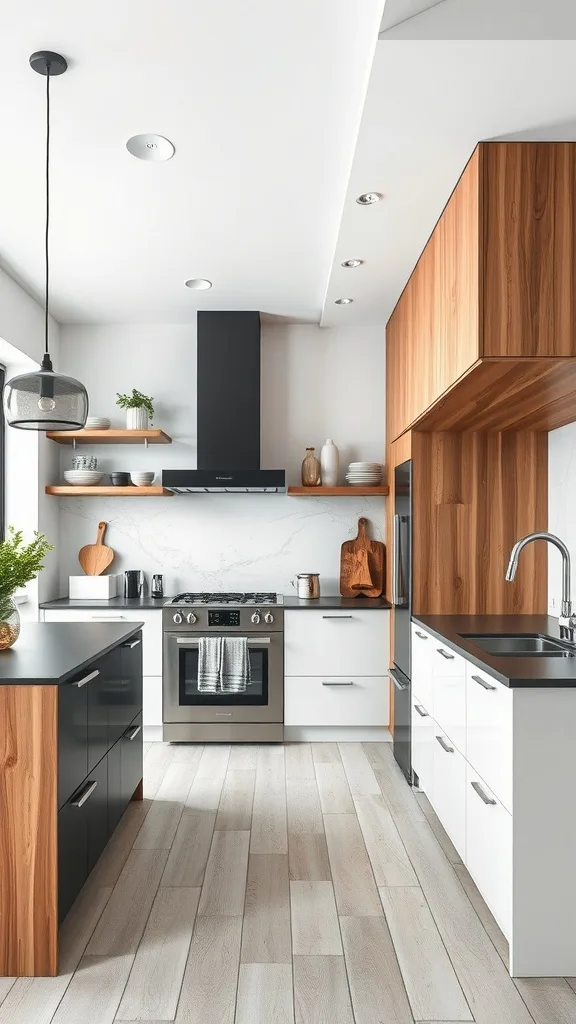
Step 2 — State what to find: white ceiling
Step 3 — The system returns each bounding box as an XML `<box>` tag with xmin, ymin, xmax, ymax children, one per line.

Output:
<box><xmin>0</xmin><ymin>0</ymin><xmax>383</xmax><ymax>323</ymax></box>
<box><xmin>321</xmin><ymin>6</ymin><xmax>576</xmax><ymax>326</ymax></box>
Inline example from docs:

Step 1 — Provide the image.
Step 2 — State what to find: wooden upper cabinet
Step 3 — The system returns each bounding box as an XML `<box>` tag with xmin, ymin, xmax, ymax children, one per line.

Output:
<box><xmin>481</xmin><ymin>143</ymin><xmax>576</xmax><ymax>357</ymax></box>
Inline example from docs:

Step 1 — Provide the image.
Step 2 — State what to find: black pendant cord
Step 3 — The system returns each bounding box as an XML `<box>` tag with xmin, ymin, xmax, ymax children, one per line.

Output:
<box><xmin>43</xmin><ymin>64</ymin><xmax>51</xmax><ymax>370</ymax></box>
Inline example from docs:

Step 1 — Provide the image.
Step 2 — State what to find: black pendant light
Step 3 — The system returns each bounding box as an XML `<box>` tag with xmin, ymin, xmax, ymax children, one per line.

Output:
<box><xmin>3</xmin><ymin>51</ymin><xmax>88</xmax><ymax>430</ymax></box>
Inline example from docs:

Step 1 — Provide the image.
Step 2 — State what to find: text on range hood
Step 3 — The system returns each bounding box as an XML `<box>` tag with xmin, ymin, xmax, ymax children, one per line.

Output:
<box><xmin>162</xmin><ymin>311</ymin><xmax>285</xmax><ymax>493</ymax></box>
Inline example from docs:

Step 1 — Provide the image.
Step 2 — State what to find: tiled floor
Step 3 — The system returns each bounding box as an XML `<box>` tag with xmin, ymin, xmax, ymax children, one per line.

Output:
<box><xmin>1</xmin><ymin>740</ymin><xmax>575</xmax><ymax>1023</ymax></box>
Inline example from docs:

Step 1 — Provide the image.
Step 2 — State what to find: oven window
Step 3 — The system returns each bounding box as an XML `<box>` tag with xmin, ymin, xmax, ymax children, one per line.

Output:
<box><xmin>178</xmin><ymin>642</ymin><xmax>269</xmax><ymax>705</ymax></box>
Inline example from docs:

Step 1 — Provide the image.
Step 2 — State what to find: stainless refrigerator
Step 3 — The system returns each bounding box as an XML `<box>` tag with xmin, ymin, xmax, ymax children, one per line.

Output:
<box><xmin>390</xmin><ymin>459</ymin><xmax>412</xmax><ymax>783</ymax></box>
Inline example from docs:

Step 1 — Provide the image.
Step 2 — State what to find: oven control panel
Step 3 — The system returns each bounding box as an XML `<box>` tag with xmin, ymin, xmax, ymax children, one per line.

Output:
<box><xmin>208</xmin><ymin>609</ymin><xmax>241</xmax><ymax>627</ymax></box>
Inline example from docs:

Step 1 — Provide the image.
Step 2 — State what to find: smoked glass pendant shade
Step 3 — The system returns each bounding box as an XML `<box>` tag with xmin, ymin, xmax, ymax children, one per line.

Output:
<box><xmin>3</xmin><ymin>358</ymin><xmax>88</xmax><ymax>430</ymax></box>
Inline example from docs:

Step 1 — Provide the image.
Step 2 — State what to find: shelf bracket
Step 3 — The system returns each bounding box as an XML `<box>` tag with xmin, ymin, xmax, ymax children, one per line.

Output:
<box><xmin>144</xmin><ymin>438</ymin><xmax>149</xmax><ymax>449</ymax></box>
<box><xmin>73</xmin><ymin>438</ymin><xmax>76</xmax><ymax>450</ymax></box>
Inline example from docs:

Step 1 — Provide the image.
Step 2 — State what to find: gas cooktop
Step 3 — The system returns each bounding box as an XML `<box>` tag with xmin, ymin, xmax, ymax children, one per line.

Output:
<box><xmin>167</xmin><ymin>592</ymin><xmax>281</xmax><ymax>606</ymax></box>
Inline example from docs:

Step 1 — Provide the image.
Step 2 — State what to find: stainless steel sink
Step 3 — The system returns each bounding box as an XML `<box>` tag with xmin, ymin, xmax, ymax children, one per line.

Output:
<box><xmin>460</xmin><ymin>633</ymin><xmax>576</xmax><ymax>657</ymax></box>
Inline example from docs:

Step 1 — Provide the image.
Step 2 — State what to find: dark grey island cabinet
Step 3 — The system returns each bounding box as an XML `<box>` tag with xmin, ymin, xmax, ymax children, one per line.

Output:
<box><xmin>0</xmin><ymin>622</ymin><xmax>144</xmax><ymax>978</ymax></box>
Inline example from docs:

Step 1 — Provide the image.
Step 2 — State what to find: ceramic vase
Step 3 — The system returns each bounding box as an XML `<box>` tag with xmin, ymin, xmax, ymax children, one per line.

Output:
<box><xmin>126</xmin><ymin>407</ymin><xmax>149</xmax><ymax>430</ymax></box>
<box><xmin>301</xmin><ymin>447</ymin><xmax>321</xmax><ymax>486</ymax></box>
<box><xmin>320</xmin><ymin>438</ymin><xmax>339</xmax><ymax>486</ymax></box>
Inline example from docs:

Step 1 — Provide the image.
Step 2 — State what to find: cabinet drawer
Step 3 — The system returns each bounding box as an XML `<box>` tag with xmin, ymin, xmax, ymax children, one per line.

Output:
<box><xmin>433</xmin><ymin>649</ymin><xmax>466</xmax><ymax>756</ymax></box>
<box><xmin>431</xmin><ymin>727</ymin><xmax>466</xmax><ymax>859</ymax></box>
<box><xmin>285</xmin><ymin>610</ymin><xmax>388</xmax><ymax>676</ymax></box>
<box><xmin>58</xmin><ymin>670</ymin><xmax>89</xmax><ymax>809</ymax></box>
<box><xmin>466</xmin><ymin>764</ymin><xmax>512</xmax><ymax>938</ymax></box>
<box><xmin>58</xmin><ymin>754</ymin><xmax>108</xmax><ymax>922</ymax></box>
<box><xmin>411</xmin><ymin>624</ymin><xmax>434</xmax><ymax>713</ymax></box>
<box><xmin>44</xmin><ymin>609</ymin><xmax>162</xmax><ymax>676</ymax></box>
<box><xmin>466</xmin><ymin>663</ymin><xmax>512</xmax><ymax>812</ymax></box>
<box><xmin>107</xmin><ymin>633</ymin><xmax>143</xmax><ymax>746</ymax></box>
<box><xmin>284</xmin><ymin>676</ymin><xmax>389</xmax><ymax>726</ymax></box>
<box><xmin>411</xmin><ymin>697</ymin><xmax>434</xmax><ymax>799</ymax></box>
<box><xmin>121</xmin><ymin>712</ymin><xmax>143</xmax><ymax>805</ymax></box>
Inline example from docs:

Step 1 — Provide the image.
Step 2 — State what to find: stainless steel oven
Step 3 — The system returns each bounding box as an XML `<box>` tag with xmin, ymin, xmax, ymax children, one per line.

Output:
<box><xmin>162</xmin><ymin>593</ymin><xmax>284</xmax><ymax>742</ymax></box>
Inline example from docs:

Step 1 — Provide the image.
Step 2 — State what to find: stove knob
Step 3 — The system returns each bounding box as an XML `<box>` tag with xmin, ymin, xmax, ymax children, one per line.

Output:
<box><xmin>173</xmin><ymin>611</ymin><xmax>183</xmax><ymax>624</ymax></box>
<box><xmin>264</xmin><ymin>611</ymin><xmax>274</xmax><ymax>624</ymax></box>
<box><xmin>186</xmin><ymin>612</ymin><xmax>197</xmax><ymax>625</ymax></box>
<box><xmin>251</xmin><ymin>611</ymin><xmax>261</xmax><ymax>624</ymax></box>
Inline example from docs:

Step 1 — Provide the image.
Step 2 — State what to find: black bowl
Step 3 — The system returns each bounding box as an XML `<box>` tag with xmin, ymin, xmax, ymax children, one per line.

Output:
<box><xmin>111</xmin><ymin>472</ymin><xmax>131</xmax><ymax>486</ymax></box>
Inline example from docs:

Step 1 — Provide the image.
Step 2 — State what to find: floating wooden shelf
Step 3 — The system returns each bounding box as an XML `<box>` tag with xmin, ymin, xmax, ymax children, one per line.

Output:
<box><xmin>45</xmin><ymin>486</ymin><xmax>173</xmax><ymax>497</ymax></box>
<box><xmin>287</xmin><ymin>485</ymin><xmax>389</xmax><ymax>496</ymax></box>
<box><xmin>46</xmin><ymin>429</ymin><xmax>172</xmax><ymax>446</ymax></box>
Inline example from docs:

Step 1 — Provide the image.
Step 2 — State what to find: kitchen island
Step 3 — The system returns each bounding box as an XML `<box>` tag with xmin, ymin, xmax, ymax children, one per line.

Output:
<box><xmin>0</xmin><ymin>622</ymin><xmax>143</xmax><ymax>977</ymax></box>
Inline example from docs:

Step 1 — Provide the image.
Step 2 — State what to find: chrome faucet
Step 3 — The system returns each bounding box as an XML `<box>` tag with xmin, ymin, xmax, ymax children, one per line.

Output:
<box><xmin>505</xmin><ymin>531</ymin><xmax>576</xmax><ymax>640</ymax></box>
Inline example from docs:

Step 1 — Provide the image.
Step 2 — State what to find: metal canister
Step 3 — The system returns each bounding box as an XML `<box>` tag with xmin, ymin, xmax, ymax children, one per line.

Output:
<box><xmin>292</xmin><ymin>573</ymin><xmax>321</xmax><ymax>599</ymax></box>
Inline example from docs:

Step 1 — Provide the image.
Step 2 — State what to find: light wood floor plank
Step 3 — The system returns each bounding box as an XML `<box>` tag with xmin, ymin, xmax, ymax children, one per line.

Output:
<box><xmin>287</xmin><ymin>778</ymin><xmax>324</xmax><ymax>835</ymax></box>
<box><xmin>235</xmin><ymin>964</ymin><xmax>294</xmax><ymax>1024</ymax></box>
<box><xmin>161</xmin><ymin>810</ymin><xmax>216</xmax><ymax>887</ymax></box>
<box><xmin>362</xmin><ymin>740</ymin><xmax>393</xmax><ymax>770</ymax></box>
<box><xmin>338</xmin><ymin>742</ymin><xmax>381</xmax><ymax>795</ymax></box>
<box><xmin>0</xmin><ymin>981</ymin><xmax>15</xmax><ymax>1007</ymax></box>
<box><xmin>251</xmin><ymin>775</ymin><xmax>287</xmax><ymax>854</ymax></box>
<box><xmin>86</xmin><ymin>849</ymin><xmax>168</xmax><ymax>955</ymax></box>
<box><xmin>354</xmin><ymin>794</ymin><xmax>418</xmax><ymax>887</ymax></box>
<box><xmin>195</xmin><ymin>744</ymin><xmax>231</xmax><ymax>779</ymax></box>
<box><xmin>285</xmin><ymin>743</ymin><xmax>315</xmax><ymax>779</ymax></box>
<box><xmin>341</xmin><ymin>915</ymin><xmax>413</xmax><ymax>1024</ymax></box>
<box><xmin>134</xmin><ymin>763</ymin><xmax>196</xmax><ymax>850</ymax></box>
<box><xmin>257</xmin><ymin>742</ymin><xmax>286</xmax><ymax>777</ymax></box>
<box><xmin>51</xmin><ymin>954</ymin><xmax>134</xmax><ymax>1024</ymax></box>
<box><xmin>371</xmin><ymin>743</ymin><xmax>428</xmax><ymax>825</ymax></box>
<box><xmin>314</xmin><ymin>763</ymin><xmax>354</xmax><ymax>814</ymax></box>
<box><xmin>175</xmin><ymin>916</ymin><xmax>242</xmax><ymax>1024</ymax></box>
<box><xmin>197</xmin><ymin>830</ymin><xmax>250</xmax><ymax>916</ymax></box>
<box><xmin>290</xmin><ymin>881</ymin><xmax>342</xmax><ymax>955</ymax></box>
<box><xmin>89</xmin><ymin>800</ymin><xmax>152</xmax><ymax>887</ymax></box>
<box><xmin>514</xmin><ymin>977</ymin><xmax>576</xmax><ymax>1024</ymax></box>
<box><xmin>144</xmin><ymin>742</ymin><xmax>177</xmax><ymax>799</ymax></box>
<box><xmin>417</xmin><ymin>798</ymin><xmax>463</xmax><ymax>866</ymax></box>
<box><xmin>288</xmin><ymin>833</ymin><xmax>332</xmax><ymax>881</ymax></box>
<box><xmin>312</xmin><ymin>742</ymin><xmax>341</xmax><ymax>764</ymax></box>
<box><xmin>293</xmin><ymin>955</ymin><xmax>354</xmax><ymax>1024</ymax></box>
<box><xmin>453</xmin><ymin>862</ymin><xmax>509</xmax><ymax>966</ymax></box>
<box><xmin>186</xmin><ymin>774</ymin><xmax>225</xmax><ymax>813</ymax></box>
<box><xmin>215</xmin><ymin>769</ymin><xmax>255</xmax><ymax>830</ymax></box>
<box><xmin>117</xmin><ymin>887</ymin><xmax>199</xmax><ymax>1021</ymax></box>
<box><xmin>171</xmin><ymin>743</ymin><xmax>204</xmax><ymax>766</ymax></box>
<box><xmin>324</xmin><ymin>814</ymin><xmax>382</xmax><ymax>916</ymax></box>
<box><xmin>228</xmin><ymin>744</ymin><xmax>258</xmax><ymax>769</ymax></box>
<box><xmin>241</xmin><ymin>854</ymin><xmax>291</xmax><ymax>963</ymax></box>
<box><xmin>380</xmin><ymin>886</ymin><xmax>473</xmax><ymax>1022</ymax></box>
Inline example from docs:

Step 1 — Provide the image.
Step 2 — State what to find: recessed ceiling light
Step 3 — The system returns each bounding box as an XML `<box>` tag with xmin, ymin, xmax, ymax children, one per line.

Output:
<box><xmin>185</xmin><ymin>278</ymin><xmax>212</xmax><ymax>290</ymax></box>
<box><xmin>341</xmin><ymin>259</ymin><xmax>364</xmax><ymax>268</ymax></box>
<box><xmin>126</xmin><ymin>134</ymin><xmax>175</xmax><ymax>162</ymax></box>
<box><xmin>335</xmin><ymin>297</ymin><xmax>353</xmax><ymax>305</ymax></box>
<box><xmin>356</xmin><ymin>192</ymin><xmax>382</xmax><ymax>205</ymax></box>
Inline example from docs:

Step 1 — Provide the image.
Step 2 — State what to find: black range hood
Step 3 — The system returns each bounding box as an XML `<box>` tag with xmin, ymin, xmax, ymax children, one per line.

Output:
<box><xmin>162</xmin><ymin>311</ymin><xmax>286</xmax><ymax>493</ymax></box>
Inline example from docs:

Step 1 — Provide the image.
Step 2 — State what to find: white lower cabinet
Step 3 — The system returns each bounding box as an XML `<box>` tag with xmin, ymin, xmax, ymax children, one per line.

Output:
<box><xmin>431</xmin><ymin>727</ymin><xmax>466</xmax><ymax>859</ymax></box>
<box><xmin>411</xmin><ymin>697</ymin><xmax>434</xmax><ymax>799</ymax></box>
<box><xmin>466</xmin><ymin>763</ymin><xmax>512</xmax><ymax>939</ymax></box>
<box><xmin>284</xmin><ymin>676</ymin><xmax>389</xmax><ymax>727</ymax></box>
<box><xmin>285</xmin><ymin>609</ymin><xmax>388</xmax><ymax>677</ymax></box>
<box><xmin>411</xmin><ymin>624</ymin><xmax>434</xmax><ymax>714</ymax></box>
<box><xmin>466</xmin><ymin>662</ymin><xmax>512</xmax><ymax>812</ymax></box>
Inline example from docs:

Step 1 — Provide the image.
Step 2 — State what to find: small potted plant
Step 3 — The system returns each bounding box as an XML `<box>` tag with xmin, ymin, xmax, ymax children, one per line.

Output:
<box><xmin>116</xmin><ymin>389</ymin><xmax>155</xmax><ymax>430</ymax></box>
<box><xmin>0</xmin><ymin>528</ymin><xmax>54</xmax><ymax>649</ymax></box>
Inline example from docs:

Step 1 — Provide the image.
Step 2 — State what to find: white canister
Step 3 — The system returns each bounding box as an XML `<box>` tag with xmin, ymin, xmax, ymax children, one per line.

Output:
<box><xmin>126</xmin><ymin>407</ymin><xmax>149</xmax><ymax>430</ymax></box>
<box><xmin>320</xmin><ymin>438</ymin><xmax>339</xmax><ymax>486</ymax></box>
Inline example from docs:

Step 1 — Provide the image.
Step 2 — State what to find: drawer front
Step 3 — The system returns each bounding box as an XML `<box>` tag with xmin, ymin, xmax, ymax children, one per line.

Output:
<box><xmin>466</xmin><ymin>663</ymin><xmax>512</xmax><ymax>812</ymax></box>
<box><xmin>431</xmin><ymin>727</ymin><xmax>466</xmax><ymax>859</ymax></box>
<box><xmin>44</xmin><ymin>610</ymin><xmax>162</xmax><ymax>676</ymax></box>
<box><xmin>285</xmin><ymin>610</ymin><xmax>388</xmax><ymax>677</ymax></box>
<box><xmin>411</xmin><ymin>624</ymin><xmax>434</xmax><ymax>713</ymax></box>
<box><xmin>466</xmin><ymin>764</ymin><xmax>512</xmax><ymax>938</ymax></box>
<box><xmin>108</xmin><ymin>633</ymin><xmax>143</xmax><ymax>746</ymax></box>
<box><xmin>284</xmin><ymin>676</ymin><xmax>389</xmax><ymax>726</ymax></box>
<box><xmin>121</xmin><ymin>711</ymin><xmax>143</xmax><ymax>805</ymax></box>
<box><xmin>58</xmin><ymin>672</ymin><xmax>89</xmax><ymax>809</ymax></box>
<box><xmin>411</xmin><ymin>698</ymin><xmax>434</xmax><ymax>799</ymax></box>
<box><xmin>433</xmin><ymin>659</ymin><xmax>466</xmax><ymax>756</ymax></box>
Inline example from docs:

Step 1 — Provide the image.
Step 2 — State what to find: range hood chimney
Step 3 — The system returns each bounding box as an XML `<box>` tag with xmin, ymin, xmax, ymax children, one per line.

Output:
<box><xmin>163</xmin><ymin>312</ymin><xmax>285</xmax><ymax>493</ymax></box>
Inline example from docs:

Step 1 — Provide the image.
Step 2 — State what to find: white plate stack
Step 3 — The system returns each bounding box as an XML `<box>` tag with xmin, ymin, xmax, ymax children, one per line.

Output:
<box><xmin>346</xmin><ymin>462</ymin><xmax>383</xmax><ymax>486</ymax></box>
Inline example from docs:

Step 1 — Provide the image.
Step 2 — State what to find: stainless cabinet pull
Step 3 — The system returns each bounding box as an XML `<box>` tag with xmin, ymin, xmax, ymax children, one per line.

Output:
<box><xmin>389</xmin><ymin>668</ymin><xmax>408</xmax><ymax>691</ymax></box>
<box><xmin>177</xmin><ymin>637</ymin><xmax>271</xmax><ymax>646</ymax></box>
<box><xmin>322</xmin><ymin>681</ymin><xmax>354</xmax><ymax>686</ymax></box>
<box><xmin>322</xmin><ymin>615</ymin><xmax>353</xmax><ymax>619</ymax></box>
<box><xmin>392</xmin><ymin>513</ymin><xmax>400</xmax><ymax>605</ymax></box>
<box><xmin>415</xmin><ymin>631</ymin><xmax>429</xmax><ymax>640</ymax></box>
<box><xmin>216</xmin><ymin>712</ymin><xmax>232</xmax><ymax>717</ymax></box>
<box><xmin>73</xmin><ymin>668</ymin><xmax>99</xmax><ymax>688</ymax></box>
<box><xmin>471</xmin><ymin>780</ymin><xmax>496</xmax><ymax>805</ymax></box>
<box><xmin>91</xmin><ymin>615</ymin><xmax>125</xmax><ymax>620</ymax></box>
<box><xmin>471</xmin><ymin>674</ymin><xmax>497</xmax><ymax>691</ymax></box>
<box><xmin>435</xmin><ymin>735</ymin><xmax>454</xmax><ymax>753</ymax></box>
<box><xmin>71</xmin><ymin>779</ymin><xmax>98</xmax><ymax>807</ymax></box>
<box><xmin>125</xmin><ymin>725</ymin><xmax>141</xmax><ymax>741</ymax></box>
<box><xmin>122</xmin><ymin>638</ymin><xmax>141</xmax><ymax>649</ymax></box>
<box><xmin>414</xmin><ymin>705</ymin><xmax>428</xmax><ymax>717</ymax></box>
<box><xmin>437</xmin><ymin>648</ymin><xmax>455</xmax><ymax>660</ymax></box>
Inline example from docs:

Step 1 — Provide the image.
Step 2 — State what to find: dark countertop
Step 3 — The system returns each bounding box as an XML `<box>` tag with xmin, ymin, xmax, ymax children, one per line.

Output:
<box><xmin>40</xmin><ymin>596</ymin><xmax>171</xmax><ymax>611</ymax></box>
<box><xmin>413</xmin><ymin>614</ymin><xmax>576</xmax><ymax>687</ymax></box>
<box><xmin>0</xmin><ymin>622</ymin><xmax>142</xmax><ymax>684</ymax></box>
<box><xmin>284</xmin><ymin>596</ymin><xmax>391</xmax><ymax>610</ymax></box>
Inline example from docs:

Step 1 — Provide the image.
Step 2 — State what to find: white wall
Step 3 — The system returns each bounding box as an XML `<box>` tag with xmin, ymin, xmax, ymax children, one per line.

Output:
<box><xmin>548</xmin><ymin>422</ymin><xmax>576</xmax><ymax>613</ymax></box>
<box><xmin>56</xmin><ymin>322</ymin><xmax>385</xmax><ymax>596</ymax></box>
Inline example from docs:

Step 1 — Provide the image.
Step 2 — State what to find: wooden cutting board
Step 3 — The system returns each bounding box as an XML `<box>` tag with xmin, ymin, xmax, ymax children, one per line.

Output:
<box><xmin>78</xmin><ymin>521</ymin><xmax>115</xmax><ymax>576</ymax></box>
<box><xmin>339</xmin><ymin>517</ymin><xmax>385</xmax><ymax>598</ymax></box>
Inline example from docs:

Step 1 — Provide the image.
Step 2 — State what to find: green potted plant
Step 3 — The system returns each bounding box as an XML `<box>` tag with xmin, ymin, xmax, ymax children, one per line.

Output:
<box><xmin>0</xmin><ymin>528</ymin><xmax>54</xmax><ymax>649</ymax></box>
<box><xmin>116</xmin><ymin>388</ymin><xmax>155</xmax><ymax>430</ymax></box>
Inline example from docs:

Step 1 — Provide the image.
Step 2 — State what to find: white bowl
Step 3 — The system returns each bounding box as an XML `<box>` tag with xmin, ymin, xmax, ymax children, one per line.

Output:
<box><xmin>64</xmin><ymin>470</ymin><xmax>105</xmax><ymax>486</ymax></box>
<box><xmin>84</xmin><ymin>417</ymin><xmax>110</xmax><ymax>429</ymax></box>
<box><xmin>130</xmin><ymin>472</ymin><xmax>155</xmax><ymax>486</ymax></box>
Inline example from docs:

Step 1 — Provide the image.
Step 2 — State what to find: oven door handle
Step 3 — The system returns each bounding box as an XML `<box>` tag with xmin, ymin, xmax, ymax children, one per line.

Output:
<box><xmin>175</xmin><ymin>637</ymin><xmax>271</xmax><ymax>646</ymax></box>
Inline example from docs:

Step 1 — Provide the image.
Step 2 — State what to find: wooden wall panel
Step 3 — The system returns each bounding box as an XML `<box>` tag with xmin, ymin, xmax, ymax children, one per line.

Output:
<box><xmin>482</xmin><ymin>142</ymin><xmax>576</xmax><ymax>357</ymax></box>
<box><xmin>411</xmin><ymin>431</ymin><xmax>548</xmax><ymax>616</ymax></box>
<box><xmin>0</xmin><ymin>686</ymin><xmax>58</xmax><ymax>976</ymax></box>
